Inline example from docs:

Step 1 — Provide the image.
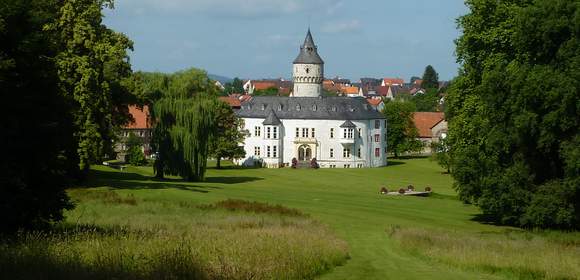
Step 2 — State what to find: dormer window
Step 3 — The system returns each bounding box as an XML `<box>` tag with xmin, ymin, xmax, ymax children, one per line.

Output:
<box><xmin>312</xmin><ymin>105</ymin><xmax>317</xmax><ymax>111</ymax></box>
<box><xmin>278</xmin><ymin>104</ymin><xmax>282</xmax><ymax>111</ymax></box>
<box><xmin>296</xmin><ymin>104</ymin><xmax>301</xmax><ymax>111</ymax></box>
<box><xmin>261</xmin><ymin>104</ymin><xmax>266</xmax><ymax>110</ymax></box>
<box><xmin>331</xmin><ymin>106</ymin><xmax>337</xmax><ymax>112</ymax></box>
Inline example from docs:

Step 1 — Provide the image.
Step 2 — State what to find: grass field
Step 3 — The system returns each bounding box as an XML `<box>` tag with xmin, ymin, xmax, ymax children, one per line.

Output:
<box><xmin>2</xmin><ymin>158</ymin><xmax>579</xmax><ymax>279</ymax></box>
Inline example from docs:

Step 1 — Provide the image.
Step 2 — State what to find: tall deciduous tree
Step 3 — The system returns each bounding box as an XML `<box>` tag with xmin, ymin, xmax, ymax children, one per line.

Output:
<box><xmin>46</xmin><ymin>0</ymin><xmax>135</xmax><ymax>173</ymax></box>
<box><xmin>448</xmin><ymin>0</ymin><xmax>579</xmax><ymax>229</ymax></box>
<box><xmin>209</xmin><ymin>101</ymin><xmax>246</xmax><ymax>169</ymax></box>
<box><xmin>383</xmin><ymin>100</ymin><xmax>423</xmax><ymax>158</ymax></box>
<box><xmin>421</xmin><ymin>65</ymin><xmax>439</xmax><ymax>89</ymax></box>
<box><xmin>223</xmin><ymin>77</ymin><xmax>244</xmax><ymax>95</ymax></box>
<box><xmin>151</xmin><ymin>68</ymin><xmax>220</xmax><ymax>181</ymax></box>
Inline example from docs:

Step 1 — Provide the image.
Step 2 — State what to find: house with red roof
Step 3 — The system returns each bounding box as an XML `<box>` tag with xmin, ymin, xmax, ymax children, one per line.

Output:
<box><xmin>381</xmin><ymin>78</ymin><xmax>405</xmax><ymax>87</ymax></box>
<box><xmin>412</xmin><ymin>112</ymin><xmax>448</xmax><ymax>153</ymax></box>
<box><xmin>115</xmin><ymin>105</ymin><xmax>153</xmax><ymax>161</ymax></box>
<box><xmin>219</xmin><ymin>96</ymin><xmax>242</xmax><ymax>109</ymax></box>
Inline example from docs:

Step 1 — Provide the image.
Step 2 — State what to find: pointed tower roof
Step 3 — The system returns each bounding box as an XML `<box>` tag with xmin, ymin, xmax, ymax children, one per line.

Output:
<box><xmin>293</xmin><ymin>29</ymin><xmax>324</xmax><ymax>64</ymax></box>
<box><xmin>262</xmin><ymin>109</ymin><xmax>281</xmax><ymax>125</ymax></box>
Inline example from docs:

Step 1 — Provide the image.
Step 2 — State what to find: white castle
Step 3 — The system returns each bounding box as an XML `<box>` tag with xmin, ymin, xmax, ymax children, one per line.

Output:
<box><xmin>236</xmin><ymin>29</ymin><xmax>387</xmax><ymax>168</ymax></box>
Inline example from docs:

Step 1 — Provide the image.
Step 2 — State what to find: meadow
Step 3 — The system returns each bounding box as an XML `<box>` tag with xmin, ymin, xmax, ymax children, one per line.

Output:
<box><xmin>1</xmin><ymin>158</ymin><xmax>579</xmax><ymax>279</ymax></box>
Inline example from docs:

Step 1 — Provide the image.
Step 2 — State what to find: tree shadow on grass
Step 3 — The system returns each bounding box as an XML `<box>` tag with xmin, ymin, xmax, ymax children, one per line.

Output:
<box><xmin>386</xmin><ymin>160</ymin><xmax>406</xmax><ymax>166</ymax></box>
<box><xmin>470</xmin><ymin>213</ymin><xmax>504</xmax><ymax>226</ymax></box>
<box><xmin>78</xmin><ymin>167</ymin><xmax>263</xmax><ymax>193</ymax></box>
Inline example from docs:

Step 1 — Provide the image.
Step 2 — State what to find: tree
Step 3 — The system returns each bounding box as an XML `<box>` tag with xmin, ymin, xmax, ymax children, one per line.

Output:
<box><xmin>431</xmin><ymin>136</ymin><xmax>451</xmax><ymax>173</ymax></box>
<box><xmin>222</xmin><ymin>77</ymin><xmax>244</xmax><ymax>95</ymax></box>
<box><xmin>252</xmin><ymin>87</ymin><xmax>279</xmax><ymax>96</ymax></box>
<box><xmin>382</xmin><ymin>100</ymin><xmax>423</xmax><ymax>158</ymax></box>
<box><xmin>209</xmin><ymin>101</ymin><xmax>246</xmax><ymax>169</ymax></box>
<box><xmin>411</xmin><ymin>88</ymin><xmax>439</xmax><ymax>112</ymax></box>
<box><xmin>0</xmin><ymin>0</ymin><xmax>75</xmax><ymax>231</ymax></box>
<box><xmin>46</xmin><ymin>0</ymin><xmax>135</xmax><ymax>174</ymax></box>
<box><xmin>447</xmin><ymin>0</ymin><xmax>579</xmax><ymax>229</ymax></box>
<box><xmin>421</xmin><ymin>65</ymin><xmax>439</xmax><ymax>89</ymax></box>
<box><xmin>151</xmin><ymin>68</ymin><xmax>220</xmax><ymax>181</ymax></box>
<box><xmin>410</xmin><ymin>76</ymin><xmax>422</xmax><ymax>84</ymax></box>
<box><xmin>126</xmin><ymin>133</ymin><xmax>146</xmax><ymax>166</ymax></box>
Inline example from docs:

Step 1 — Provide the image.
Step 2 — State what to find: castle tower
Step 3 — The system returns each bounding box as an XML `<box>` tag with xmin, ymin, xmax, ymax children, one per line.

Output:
<box><xmin>292</xmin><ymin>29</ymin><xmax>324</xmax><ymax>97</ymax></box>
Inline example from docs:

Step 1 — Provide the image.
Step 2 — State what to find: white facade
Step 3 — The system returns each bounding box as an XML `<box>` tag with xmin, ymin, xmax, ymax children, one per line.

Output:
<box><xmin>292</xmin><ymin>63</ymin><xmax>323</xmax><ymax>97</ymax></box>
<box><xmin>238</xmin><ymin>118</ymin><xmax>387</xmax><ymax>168</ymax></box>
<box><xmin>235</xmin><ymin>29</ymin><xmax>387</xmax><ymax>168</ymax></box>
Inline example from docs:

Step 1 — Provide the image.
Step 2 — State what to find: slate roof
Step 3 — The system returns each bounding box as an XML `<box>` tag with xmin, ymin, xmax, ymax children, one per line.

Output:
<box><xmin>293</xmin><ymin>29</ymin><xmax>324</xmax><ymax>64</ymax></box>
<box><xmin>340</xmin><ymin>120</ymin><xmax>356</xmax><ymax>128</ymax></box>
<box><xmin>236</xmin><ymin>96</ymin><xmax>384</xmax><ymax>120</ymax></box>
<box><xmin>262</xmin><ymin>109</ymin><xmax>282</xmax><ymax>125</ymax></box>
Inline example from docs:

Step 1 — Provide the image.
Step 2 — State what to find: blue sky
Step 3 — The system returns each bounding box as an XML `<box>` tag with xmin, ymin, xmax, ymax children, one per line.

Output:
<box><xmin>104</xmin><ymin>0</ymin><xmax>468</xmax><ymax>82</ymax></box>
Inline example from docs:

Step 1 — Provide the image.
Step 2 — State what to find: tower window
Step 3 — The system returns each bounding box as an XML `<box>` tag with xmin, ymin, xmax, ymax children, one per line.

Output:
<box><xmin>305</xmin><ymin>68</ymin><xmax>310</xmax><ymax>74</ymax></box>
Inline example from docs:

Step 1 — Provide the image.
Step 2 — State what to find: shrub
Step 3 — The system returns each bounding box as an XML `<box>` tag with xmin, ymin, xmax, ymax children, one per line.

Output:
<box><xmin>380</xmin><ymin>187</ymin><xmax>389</xmax><ymax>194</ymax></box>
<box><xmin>407</xmin><ymin>185</ymin><xmax>415</xmax><ymax>191</ymax></box>
<box><xmin>425</xmin><ymin>186</ymin><xmax>432</xmax><ymax>192</ymax></box>
<box><xmin>310</xmin><ymin>158</ymin><xmax>319</xmax><ymax>169</ymax></box>
<box><xmin>291</xmin><ymin>158</ymin><xmax>298</xmax><ymax>169</ymax></box>
<box><xmin>399</xmin><ymin>188</ymin><xmax>406</xmax><ymax>194</ymax></box>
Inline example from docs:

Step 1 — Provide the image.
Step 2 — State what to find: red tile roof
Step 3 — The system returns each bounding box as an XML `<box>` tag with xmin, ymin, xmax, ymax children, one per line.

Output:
<box><xmin>366</xmin><ymin>98</ymin><xmax>383</xmax><ymax>106</ymax></box>
<box><xmin>413</xmin><ymin>112</ymin><xmax>445</xmax><ymax>138</ymax></box>
<box><xmin>125</xmin><ymin>105</ymin><xmax>151</xmax><ymax>129</ymax></box>
<box><xmin>376</xmin><ymin>86</ymin><xmax>389</xmax><ymax>96</ymax></box>
<box><xmin>341</xmin><ymin>86</ymin><xmax>359</xmax><ymax>95</ymax></box>
<box><xmin>383</xmin><ymin>78</ymin><xmax>405</xmax><ymax>85</ymax></box>
<box><xmin>219</xmin><ymin>96</ymin><xmax>242</xmax><ymax>108</ymax></box>
<box><xmin>253</xmin><ymin>82</ymin><xmax>278</xmax><ymax>91</ymax></box>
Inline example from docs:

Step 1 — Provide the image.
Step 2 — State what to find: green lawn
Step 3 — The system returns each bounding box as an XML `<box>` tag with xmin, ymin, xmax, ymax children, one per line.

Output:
<box><xmin>50</xmin><ymin>158</ymin><xmax>578</xmax><ymax>279</ymax></box>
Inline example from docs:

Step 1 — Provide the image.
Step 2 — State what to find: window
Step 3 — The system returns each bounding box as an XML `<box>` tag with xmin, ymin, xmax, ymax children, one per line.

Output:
<box><xmin>278</xmin><ymin>104</ymin><xmax>282</xmax><ymax>111</ymax></box>
<box><xmin>344</xmin><ymin>128</ymin><xmax>354</xmax><ymax>139</ymax></box>
<box><xmin>266</xmin><ymin>127</ymin><xmax>271</xmax><ymax>139</ymax></box>
<box><xmin>375</xmin><ymin>148</ymin><xmax>380</xmax><ymax>157</ymax></box>
<box><xmin>267</xmin><ymin>146</ymin><xmax>271</xmax><ymax>158</ymax></box>
<box><xmin>296</xmin><ymin>104</ymin><xmax>301</xmax><ymax>111</ymax></box>
<box><xmin>357</xmin><ymin>164</ymin><xmax>363</xmax><ymax>168</ymax></box>
<box><xmin>261</xmin><ymin>104</ymin><xmax>266</xmax><ymax>110</ymax></box>
<box><xmin>343</xmin><ymin>148</ymin><xmax>351</xmax><ymax>158</ymax></box>
<box><xmin>311</xmin><ymin>128</ymin><xmax>315</xmax><ymax>138</ymax></box>
<box><xmin>273</xmin><ymin>146</ymin><xmax>277</xmax><ymax>157</ymax></box>
<box><xmin>254</xmin><ymin>147</ymin><xmax>261</xmax><ymax>156</ymax></box>
<box><xmin>296</xmin><ymin>127</ymin><xmax>299</xmax><ymax>138</ymax></box>
<box><xmin>330</xmin><ymin>128</ymin><xmax>335</xmax><ymax>138</ymax></box>
<box><xmin>358</xmin><ymin>128</ymin><xmax>362</xmax><ymax>139</ymax></box>
<box><xmin>312</xmin><ymin>105</ymin><xmax>317</xmax><ymax>111</ymax></box>
<box><xmin>302</xmin><ymin>128</ymin><xmax>309</xmax><ymax>138</ymax></box>
<box><xmin>273</xmin><ymin>127</ymin><xmax>278</xmax><ymax>139</ymax></box>
<box><xmin>375</xmin><ymin>120</ymin><xmax>380</xmax><ymax>129</ymax></box>
<box><xmin>343</xmin><ymin>129</ymin><xmax>347</xmax><ymax>139</ymax></box>
<box><xmin>374</xmin><ymin>134</ymin><xmax>380</xmax><ymax>142</ymax></box>
<box><xmin>329</xmin><ymin>164</ymin><xmax>336</xmax><ymax>168</ymax></box>
<box><xmin>254</xmin><ymin>126</ymin><xmax>261</xmax><ymax>137</ymax></box>
<box><xmin>344</xmin><ymin>164</ymin><xmax>351</xmax><ymax>168</ymax></box>
<box><xmin>330</xmin><ymin>148</ymin><xmax>334</xmax><ymax>158</ymax></box>
<box><xmin>357</xmin><ymin>148</ymin><xmax>361</xmax><ymax>158</ymax></box>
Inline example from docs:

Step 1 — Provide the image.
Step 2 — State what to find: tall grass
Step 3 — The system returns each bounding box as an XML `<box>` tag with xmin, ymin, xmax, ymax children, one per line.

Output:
<box><xmin>0</xmin><ymin>190</ymin><xmax>349</xmax><ymax>279</ymax></box>
<box><xmin>388</xmin><ymin>225</ymin><xmax>580</xmax><ymax>280</ymax></box>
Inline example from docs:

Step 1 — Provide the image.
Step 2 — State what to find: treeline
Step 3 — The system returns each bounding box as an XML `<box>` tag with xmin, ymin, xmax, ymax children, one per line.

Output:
<box><xmin>0</xmin><ymin>0</ymin><xmax>242</xmax><ymax>231</ymax></box>
<box><xmin>447</xmin><ymin>0</ymin><xmax>579</xmax><ymax>229</ymax></box>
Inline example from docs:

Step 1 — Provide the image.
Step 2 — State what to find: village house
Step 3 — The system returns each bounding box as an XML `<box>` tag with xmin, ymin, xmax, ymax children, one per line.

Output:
<box><xmin>115</xmin><ymin>105</ymin><xmax>153</xmax><ymax>161</ymax></box>
<box><xmin>412</xmin><ymin>112</ymin><xmax>448</xmax><ymax>154</ymax></box>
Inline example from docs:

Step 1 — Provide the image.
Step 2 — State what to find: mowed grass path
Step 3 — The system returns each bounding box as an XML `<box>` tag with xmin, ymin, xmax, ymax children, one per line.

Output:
<box><xmin>83</xmin><ymin>158</ymin><xmax>511</xmax><ymax>279</ymax></box>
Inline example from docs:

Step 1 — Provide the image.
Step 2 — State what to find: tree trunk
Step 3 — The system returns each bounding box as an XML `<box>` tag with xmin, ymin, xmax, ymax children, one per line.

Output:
<box><xmin>216</xmin><ymin>157</ymin><xmax>221</xmax><ymax>169</ymax></box>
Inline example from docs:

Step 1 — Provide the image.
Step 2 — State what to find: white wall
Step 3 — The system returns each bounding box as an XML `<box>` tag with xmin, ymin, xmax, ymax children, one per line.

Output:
<box><xmin>293</xmin><ymin>63</ymin><xmax>323</xmax><ymax>97</ymax></box>
<box><xmin>237</xmin><ymin>117</ymin><xmax>387</xmax><ymax>168</ymax></box>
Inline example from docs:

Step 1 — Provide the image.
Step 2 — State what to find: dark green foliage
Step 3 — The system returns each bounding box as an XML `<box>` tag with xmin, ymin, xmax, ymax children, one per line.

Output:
<box><xmin>46</xmin><ymin>0</ymin><xmax>135</xmax><ymax>172</ymax></box>
<box><xmin>222</xmin><ymin>77</ymin><xmax>244</xmax><ymax>95</ymax></box>
<box><xmin>150</xmin><ymin>69</ymin><xmax>220</xmax><ymax>181</ymax></box>
<box><xmin>208</xmin><ymin>101</ymin><xmax>246</xmax><ymax>169</ymax></box>
<box><xmin>252</xmin><ymin>87</ymin><xmax>279</xmax><ymax>96</ymax></box>
<box><xmin>448</xmin><ymin>0</ymin><xmax>579</xmax><ymax>229</ymax></box>
<box><xmin>383</xmin><ymin>100</ymin><xmax>423</xmax><ymax>158</ymax></box>
<box><xmin>411</xmin><ymin>88</ymin><xmax>440</xmax><ymax>112</ymax></box>
<box><xmin>0</xmin><ymin>0</ymin><xmax>74</xmax><ymax>231</ymax></box>
<box><xmin>198</xmin><ymin>199</ymin><xmax>308</xmax><ymax>217</ymax></box>
<box><xmin>410</xmin><ymin>76</ymin><xmax>421</xmax><ymax>84</ymax></box>
<box><xmin>421</xmin><ymin>65</ymin><xmax>439</xmax><ymax>89</ymax></box>
<box><xmin>126</xmin><ymin>133</ymin><xmax>146</xmax><ymax>166</ymax></box>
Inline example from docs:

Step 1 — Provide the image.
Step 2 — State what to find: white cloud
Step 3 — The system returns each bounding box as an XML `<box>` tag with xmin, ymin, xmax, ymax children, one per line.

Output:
<box><xmin>321</xmin><ymin>19</ymin><xmax>361</xmax><ymax>33</ymax></box>
<box><xmin>116</xmin><ymin>0</ymin><xmax>340</xmax><ymax>18</ymax></box>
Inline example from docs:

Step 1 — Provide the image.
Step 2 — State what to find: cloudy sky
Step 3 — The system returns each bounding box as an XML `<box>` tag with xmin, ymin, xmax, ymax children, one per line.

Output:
<box><xmin>103</xmin><ymin>0</ymin><xmax>468</xmax><ymax>81</ymax></box>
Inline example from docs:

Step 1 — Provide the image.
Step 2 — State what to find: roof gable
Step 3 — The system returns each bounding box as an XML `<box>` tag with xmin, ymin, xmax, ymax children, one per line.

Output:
<box><xmin>412</xmin><ymin>112</ymin><xmax>445</xmax><ymax>138</ymax></box>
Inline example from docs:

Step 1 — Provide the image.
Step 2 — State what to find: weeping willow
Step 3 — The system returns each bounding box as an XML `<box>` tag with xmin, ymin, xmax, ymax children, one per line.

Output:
<box><xmin>150</xmin><ymin>69</ymin><xmax>219</xmax><ymax>181</ymax></box>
